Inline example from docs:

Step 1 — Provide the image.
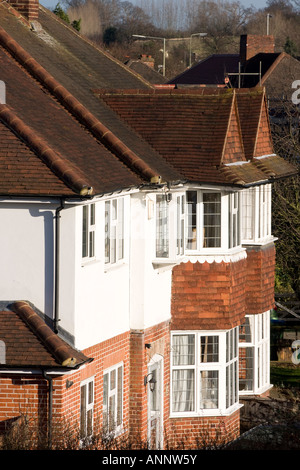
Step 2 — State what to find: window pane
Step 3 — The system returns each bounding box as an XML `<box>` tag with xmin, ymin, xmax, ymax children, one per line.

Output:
<box><xmin>172</xmin><ymin>369</ymin><xmax>195</xmax><ymax>412</ymax></box>
<box><xmin>105</xmin><ymin>202</ymin><xmax>110</xmax><ymax>263</ymax></box>
<box><xmin>103</xmin><ymin>373</ymin><xmax>108</xmax><ymax>429</ymax></box>
<box><xmin>90</xmin><ymin>203</ymin><xmax>95</xmax><ymax>225</ymax></box>
<box><xmin>172</xmin><ymin>335</ymin><xmax>195</xmax><ymax>366</ymax></box>
<box><xmin>239</xmin><ymin>346</ymin><xmax>254</xmax><ymax>391</ymax></box>
<box><xmin>156</xmin><ymin>195</ymin><xmax>169</xmax><ymax>258</ymax></box>
<box><xmin>87</xmin><ymin>409</ymin><xmax>93</xmax><ymax>437</ymax></box>
<box><xmin>239</xmin><ymin>316</ymin><xmax>253</xmax><ymax>343</ymax></box>
<box><xmin>203</xmin><ymin>193</ymin><xmax>221</xmax><ymax>248</ymax></box>
<box><xmin>109</xmin><ymin>395</ymin><xmax>115</xmax><ymax>432</ymax></box>
<box><xmin>88</xmin><ymin>381</ymin><xmax>93</xmax><ymax>405</ymax></box>
<box><xmin>186</xmin><ymin>191</ymin><xmax>197</xmax><ymax>250</ymax></box>
<box><xmin>200</xmin><ymin>336</ymin><xmax>219</xmax><ymax>362</ymax></box>
<box><xmin>118</xmin><ymin>199</ymin><xmax>124</xmax><ymax>260</ymax></box>
<box><xmin>110</xmin><ymin>369</ymin><xmax>116</xmax><ymax>390</ymax></box>
<box><xmin>80</xmin><ymin>384</ymin><xmax>87</xmax><ymax>437</ymax></box>
<box><xmin>117</xmin><ymin>366</ymin><xmax>123</xmax><ymax>426</ymax></box>
<box><xmin>200</xmin><ymin>370</ymin><xmax>218</xmax><ymax>409</ymax></box>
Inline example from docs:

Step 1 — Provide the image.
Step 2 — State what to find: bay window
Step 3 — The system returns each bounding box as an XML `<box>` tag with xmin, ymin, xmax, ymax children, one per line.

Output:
<box><xmin>171</xmin><ymin>329</ymin><xmax>239</xmax><ymax>416</ymax></box>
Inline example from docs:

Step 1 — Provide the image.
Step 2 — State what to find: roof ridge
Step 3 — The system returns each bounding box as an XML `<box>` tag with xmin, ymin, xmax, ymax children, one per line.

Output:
<box><xmin>11</xmin><ymin>301</ymin><xmax>78</xmax><ymax>367</ymax></box>
<box><xmin>0</xmin><ymin>104</ymin><xmax>93</xmax><ymax>196</ymax></box>
<box><xmin>0</xmin><ymin>25</ymin><xmax>159</xmax><ymax>183</ymax></box>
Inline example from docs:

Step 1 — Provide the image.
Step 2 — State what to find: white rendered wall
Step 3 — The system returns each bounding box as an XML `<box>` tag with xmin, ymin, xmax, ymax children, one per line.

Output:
<box><xmin>60</xmin><ymin>197</ymin><xmax>131</xmax><ymax>350</ymax></box>
<box><xmin>129</xmin><ymin>192</ymin><xmax>172</xmax><ymax>331</ymax></box>
<box><xmin>0</xmin><ymin>200</ymin><xmax>57</xmax><ymax>317</ymax></box>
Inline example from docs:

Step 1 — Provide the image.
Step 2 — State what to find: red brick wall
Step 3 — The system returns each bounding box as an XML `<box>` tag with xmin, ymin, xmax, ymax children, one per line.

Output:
<box><xmin>169</xmin><ymin>410</ymin><xmax>240</xmax><ymax>448</ymax></box>
<box><xmin>245</xmin><ymin>244</ymin><xmax>275</xmax><ymax>314</ymax></box>
<box><xmin>240</xmin><ymin>35</ymin><xmax>275</xmax><ymax>62</ymax></box>
<box><xmin>7</xmin><ymin>0</ymin><xmax>39</xmax><ymax>20</ymax></box>
<box><xmin>171</xmin><ymin>259</ymin><xmax>247</xmax><ymax>331</ymax></box>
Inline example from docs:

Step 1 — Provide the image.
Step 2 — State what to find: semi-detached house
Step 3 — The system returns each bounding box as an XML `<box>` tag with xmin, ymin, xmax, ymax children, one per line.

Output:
<box><xmin>0</xmin><ymin>0</ymin><xmax>297</xmax><ymax>449</ymax></box>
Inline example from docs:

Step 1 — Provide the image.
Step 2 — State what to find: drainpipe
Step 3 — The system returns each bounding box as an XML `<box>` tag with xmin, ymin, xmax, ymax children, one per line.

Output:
<box><xmin>42</xmin><ymin>370</ymin><xmax>53</xmax><ymax>449</ymax></box>
<box><xmin>54</xmin><ymin>199</ymin><xmax>65</xmax><ymax>334</ymax></box>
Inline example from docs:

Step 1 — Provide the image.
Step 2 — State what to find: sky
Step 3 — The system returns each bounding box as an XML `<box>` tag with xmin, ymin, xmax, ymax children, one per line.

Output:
<box><xmin>40</xmin><ymin>0</ymin><xmax>268</xmax><ymax>13</ymax></box>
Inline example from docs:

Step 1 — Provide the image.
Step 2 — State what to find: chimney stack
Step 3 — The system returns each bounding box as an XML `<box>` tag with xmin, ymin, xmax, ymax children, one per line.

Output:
<box><xmin>240</xmin><ymin>35</ymin><xmax>275</xmax><ymax>63</ymax></box>
<box><xmin>7</xmin><ymin>0</ymin><xmax>39</xmax><ymax>21</ymax></box>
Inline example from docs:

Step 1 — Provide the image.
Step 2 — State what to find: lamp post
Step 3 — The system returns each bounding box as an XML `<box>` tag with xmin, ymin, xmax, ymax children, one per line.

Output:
<box><xmin>189</xmin><ymin>33</ymin><xmax>207</xmax><ymax>68</ymax></box>
<box><xmin>132</xmin><ymin>34</ymin><xmax>166</xmax><ymax>77</ymax></box>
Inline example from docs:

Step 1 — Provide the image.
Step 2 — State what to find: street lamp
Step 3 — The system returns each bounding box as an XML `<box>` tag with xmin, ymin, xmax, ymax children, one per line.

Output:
<box><xmin>132</xmin><ymin>34</ymin><xmax>166</xmax><ymax>77</ymax></box>
<box><xmin>189</xmin><ymin>32</ymin><xmax>207</xmax><ymax>68</ymax></box>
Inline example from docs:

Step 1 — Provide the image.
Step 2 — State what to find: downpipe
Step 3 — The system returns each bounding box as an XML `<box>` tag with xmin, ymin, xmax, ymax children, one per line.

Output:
<box><xmin>54</xmin><ymin>199</ymin><xmax>65</xmax><ymax>334</ymax></box>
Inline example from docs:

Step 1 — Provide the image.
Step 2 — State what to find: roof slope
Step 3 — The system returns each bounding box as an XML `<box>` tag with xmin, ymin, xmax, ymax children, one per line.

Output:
<box><xmin>97</xmin><ymin>87</ymin><xmax>297</xmax><ymax>186</ymax></box>
<box><xmin>0</xmin><ymin>3</ymin><xmax>297</xmax><ymax>194</ymax></box>
<box><xmin>0</xmin><ymin>301</ymin><xmax>91</xmax><ymax>369</ymax></box>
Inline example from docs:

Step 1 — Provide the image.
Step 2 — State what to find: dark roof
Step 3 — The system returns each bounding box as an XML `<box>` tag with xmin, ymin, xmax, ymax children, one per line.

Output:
<box><xmin>168</xmin><ymin>50</ymin><xmax>289</xmax><ymax>90</ymax></box>
<box><xmin>0</xmin><ymin>301</ymin><xmax>91</xmax><ymax>369</ymax></box>
<box><xmin>168</xmin><ymin>54</ymin><xmax>240</xmax><ymax>86</ymax></box>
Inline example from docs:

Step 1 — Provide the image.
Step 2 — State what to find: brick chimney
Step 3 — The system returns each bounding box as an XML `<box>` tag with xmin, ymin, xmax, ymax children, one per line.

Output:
<box><xmin>7</xmin><ymin>0</ymin><xmax>39</xmax><ymax>21</ymax></box>
<box><xmin>240</xmin><ymin>35</ymin><xmax>275</xmax><ymax>63</ymax></box>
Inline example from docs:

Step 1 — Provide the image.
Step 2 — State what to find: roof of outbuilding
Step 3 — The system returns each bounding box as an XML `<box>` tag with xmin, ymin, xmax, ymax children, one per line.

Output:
<box><xmin>0</xmin><ymin>301</ymin><xmax>92</xmax><ymax>369</ymax></box>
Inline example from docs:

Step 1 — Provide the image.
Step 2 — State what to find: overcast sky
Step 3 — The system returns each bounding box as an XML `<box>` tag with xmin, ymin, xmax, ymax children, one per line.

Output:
<box><xmin>40</xmin><ymin>0</ymin><xmax>267</xmax><ymax>12</ymax></box>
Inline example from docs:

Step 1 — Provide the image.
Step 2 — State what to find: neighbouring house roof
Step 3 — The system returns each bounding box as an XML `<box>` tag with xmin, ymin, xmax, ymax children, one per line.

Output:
<box><xmin>168</xmin><ymin>54</ymin><xmax>241</xmax><ymax>86</ymax></box>
<box><xmin>0</xmin><ymin>2</ymin><xmax>297</xmax><ymax>198</ymax></box>
<box><xmin>125</xmin><ymin>59</ymin><xmax>168</xmax><ymax>85</ymax></box>
<box><xmin>168</xmin><ymin>49</ymin><xmax>300</xmax><ymax>101</ymax></box>
<box><xmin>0</xmin><ymin>301</ymin><xmax>92</xmax><ymax>369</ymax></box>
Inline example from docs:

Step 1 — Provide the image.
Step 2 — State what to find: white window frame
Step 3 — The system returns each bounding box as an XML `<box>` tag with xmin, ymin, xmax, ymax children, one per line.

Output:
<box><xmin>170</xmin><ymin>328</ymin><xmax>239</xmax><ymax>417</ymax></box>
<box><xmin>105</xmin><ymin>198</ymin><xmax>124</xmax><ymax>265</ymax></box>
<box><xmin>80</xmin><ymin>377</ymin><xmax>94</xmax><ymax>439</ymax></box>
<box><xmin>185</xmin><ymin>189</ymin><xmax>241</xmax><ymax>255</ymax></box>
<box><xmin>82</xmin><ymin>203</ymin><xmax>95</xmax><ymax>259</ymax></box>
<box><xmin>103</xmin><ymin>363</ymin><xmax>124</xmax><ymax>436</ymax></box>
<box><xmin>241</xmin><ymin>184</ymin><xmax>272</xmax><ymax>244</ymax></box>
<box><xmin>239</xmin><ymin>312</ymin><xmax>271</xmax><ymax>395</ymax></box>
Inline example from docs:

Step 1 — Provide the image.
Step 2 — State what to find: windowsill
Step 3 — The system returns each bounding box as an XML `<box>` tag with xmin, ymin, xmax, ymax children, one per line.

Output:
<box><xmin>170</xmin><ymin>403</ymin><xmax>243</xmax><ymax>419</ymax></box>
<box><xmin>239</xmin><ymin>383</ymin><xmax>273</xmax><ymax>397</ymax></box>
<box><xmin>152</xmin><ymin>258</ymin><xmax>183</xmax><ymax>269</ymax></box>
<box><xmin>242</xmin><ymin>236</ymin><xmax>278</xmax><ymax>246</ymax></box>
<box><xmin>81</xmin><ymin>257</ymin><xmax>100</xmax><ymax>268</ymax></box>
<box><xmin>104</xmin><ymin>260</ymin><xmax>127</xmax><ymax>273</ymax></box>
